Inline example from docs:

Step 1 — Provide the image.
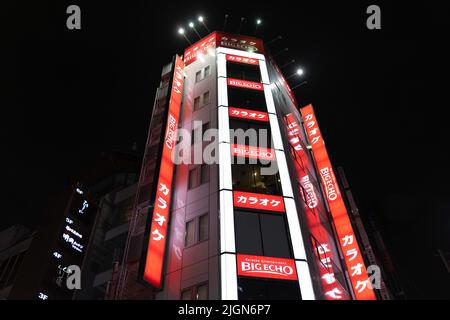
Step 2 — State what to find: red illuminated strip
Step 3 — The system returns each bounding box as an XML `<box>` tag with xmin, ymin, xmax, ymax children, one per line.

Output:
<box><xmin>142</xmin><ymin>56</ymin><xmax>185</xmax><ymax>289</ymax></box>
<box><xmin>226</xmin><ymin>54</ymin><xmax>259</xmax><ymax>65</ymax></box>
<box><xmin>229</xmin><ymin>107</ymin><xmax>268</xmax><ymax>122</ymax></box>
<box><xmin>233</xmin><ymin>191</ymin><xmax>285</xmax><ymax>212</ymax></box>
<box><xmin>227</xmin><ymin>78</ymin><xmax>263</xmax><ymax>91</ymax></box>
<box><xmin>300</xmin><ymin>104</ymin><xmax>376</xmax><ymax>300</ymax></box>
<box><xmin>237</xmin><ymin>254</ymin><xmax>298</xmax><ymax>281</ymax></box>
<box><xmin>183</xmin><ymin>32</ymin><xmax>217</xmax><ymax>66</ymax></box>
<box><xmin>231</xmin><ymin>144</ymin><xmax>275</xmax><ymax>161</ymax></box>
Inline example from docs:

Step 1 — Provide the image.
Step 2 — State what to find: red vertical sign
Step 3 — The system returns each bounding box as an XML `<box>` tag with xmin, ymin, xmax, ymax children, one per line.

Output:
<box><xmin>300</xmin><ymin>104</ymin><xmax>376</xmax><ymax>300</ymax></box>
<box><xmin>142</xmin><ymin>56</ymin><xmax>185</xmax><ymax>288</ymax></box>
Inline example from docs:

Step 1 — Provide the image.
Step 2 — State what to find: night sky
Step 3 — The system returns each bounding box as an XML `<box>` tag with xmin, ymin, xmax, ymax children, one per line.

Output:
<box><xmin>4</xmin><ymin>1</ymin><xmax>450</xmax><ymax>299</ymax></box>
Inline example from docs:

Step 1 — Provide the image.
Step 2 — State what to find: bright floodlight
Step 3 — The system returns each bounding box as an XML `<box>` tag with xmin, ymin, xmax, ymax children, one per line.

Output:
<box><xmin>256</xmin><ymin>19</ymin><xmax>262</xmax><ymax>25</ymax></box>
<box><xmin>178</xmin><ymin>27</ymin><xmax>185</xmax><ymax>35</ymax></box>
<box><xmin>189</xmin><ymin>22</ymin><xmax>194</xmax><ymax>28</ymax></box>
<box><xmin>296</xmin><ymin>68</ymin><xmax>304</xmax><ymax>76</ymax></box>
<box><xmin>198</xmin><ymin>16</ymin><xmax>204</xmax><ymax>22</ymax></box>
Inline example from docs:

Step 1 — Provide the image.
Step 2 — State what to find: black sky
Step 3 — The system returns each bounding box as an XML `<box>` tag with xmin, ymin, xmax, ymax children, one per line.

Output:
<box><xmin>4</xmin><ymin>1</ymin><xmax>450</xmax><ymax>299</ymax></box>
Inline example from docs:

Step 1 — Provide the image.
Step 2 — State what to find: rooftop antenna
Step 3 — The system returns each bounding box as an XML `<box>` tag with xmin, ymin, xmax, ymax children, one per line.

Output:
<box><xmin>273</xmin><ymin>47</ymin><xmax>288</xmax><ymax>58</ymax></box>
<box><xmin>280</xmin><ymin>59</ymin><xmax>295</xmax><ymax>69</ymax></box>
<box><xmin>266</xmin><ymin>35</ymin><xmax>282</xmax><ymax>46</ymax></box>
<box><xmin>222</xmin><ymin>14</ymin><xmax>229</xmax><ymax>32</ymax></box>
<box><xmin>237</xmin><ymin>17</ymin><xmax>245</xmax><ymax>34</ymax></box>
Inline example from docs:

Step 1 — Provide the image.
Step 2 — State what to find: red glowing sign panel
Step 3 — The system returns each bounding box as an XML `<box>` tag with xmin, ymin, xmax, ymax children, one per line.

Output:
<box><xmin>226</xmin><ymin>54</ymin><xmax>259</xmax><ymax>65</ymax></box>
<box><xmin>231</xmin><ymin>144</ymin><xmax>275</xmax><ymax>161</ymax></box>
<box><xmin>227</xmin><ymin>78</ymin><xmax>264</xmax><ymax>91</ymax></box>
<box><xmin>300</xmin><ymin>104</ymin><xmax>376</xmax><ymax>300</ymax></box>
<box><xmin>229</xmin><ymin>107</ymin><xmax>268</xmax><ymax>122</ymax></box>
<box><xmin>233</xmin><ymin>191</ymin><xmax>285</xmax><ymax>212</ymax></box>
<box><xmin>142</xmin><ymin>56</ymin><xmax>185</xmax><ymax>289</ymax></box>
<box><xmin>183</xmin><ymin>32</ymin><xmax>264</xmax><ymax>67</ymax></box>
<box><xmin>237</xmin><ymin>254</ymin><xmax>298</xmax><ymax>281</ymax></box>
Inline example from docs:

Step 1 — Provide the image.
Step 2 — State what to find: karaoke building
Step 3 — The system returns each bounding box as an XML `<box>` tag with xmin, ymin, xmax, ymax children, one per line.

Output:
<box><xmin>113</xmin><ymin>31</ymin><xmax>386</xmax><ymax>300</ymax></box>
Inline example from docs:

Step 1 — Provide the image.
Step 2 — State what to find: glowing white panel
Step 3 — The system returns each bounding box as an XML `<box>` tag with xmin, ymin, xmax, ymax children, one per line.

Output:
<box><xmin>275</xmin><ymin>150</ymin><xmax>293</xmax><ymax>198</ymax></box>
<box><xmin>268</xmin><ymin>114</ymin><xmax>284</xmax><ymax>151</ymax></box>
<box><xmin>219</xmin><ymin>143</ymin><xmax>232</xmax><ymax>190</ymax></box>
<box><xmin>296</xmin><ymin>261</ymin><xmax>316</xmax><ymax>300</ymax></box>
<box><xmin>263</xmin><ymin>84</ymin><xmax>277</xmax><ymax>114</ymax></box>
<box><xmin>216</xmin><ymin>47</ymin><xmax>265</xmax><ymax>61</ymax></box>
<box><xmin>284</xmin><ymin>197</ymin><xmax>307</xmax><ymax>260</ymax></box>
<box><xmin>259</xmin><ymin>59</ymin><xmax>270</xmax><ymax>85</ymax></box>
<box><xmin>220</xmin><ymin>253</ymin><xmax>238</xmax><ymax>300</ymax></box>
<box><xmin>218</xmin><ymin>106</ymin><xmax>230</xmax><ymax>143</ymax></box>
<box><xmin>217</xmin><ymin>53</ymin><xmax>227</xmax><ymax>78</ymax></box>
<box><xmin>218</xmin><ymin>77</ymin><xmax>228</xmax><ymax>107</ymax></box>
<box><xmin>219</xmin><ymin>190</ymin><xmax>235</xmax><ymax>253</ymax></box>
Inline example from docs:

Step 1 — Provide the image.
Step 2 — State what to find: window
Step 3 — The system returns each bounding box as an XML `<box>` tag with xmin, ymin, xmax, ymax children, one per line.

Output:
<box><xmin>195</xmin><ymin>70</ymin><xmax>202</xmax><ymax>82</ymax></box>
<box><xmin>234</xmin><ymin>210</ymin><xmax>292</xmax><ymax>258</ymax></box>
<box><xmin>181</xmin><ymin>283</ymin><xmax>209</xmax><ymax>300</ymax></box>
<box><xmin>232</xmin><ymin>160</ymin><xmax>282</xmax><ymax>195</ymax></box>
<box><xmin>202</xmin><ymin>91</ymin><xmax>210</xmax><ymax>105</ymax></box>
<box><xmin>181</xmin><ymin>289</ymin><xmax>192</xmax><ymax>300</ymax></box>
<box><xmin>185</xmin><ymin>219</ymin><xmax>196</xmax><ymax>247</ymax></box>
<box><xmin>199</xmin><ymin>214</ymin><xmax>209</xmax><ymax>241</ymax></box>
<box><xmin>229</xmin><ymin>118</ymin><xmax>272</xmax><ymax>148</ymax></box>
<box><xmin>188</xmin><ymin>168</ymin><xmax>199</xmax><ymax>189</ymax></box>
<box><xmin>195</xmin><ymin>66</ymin><xmax>210</xmax><ymax>83</ymax></box>
<box><xmin>191</xmin><ymin>122</ymin><xmax>209</xmax><ymax>145</ymax></box>
<box><xmin>228</xmin><ymin>86</ymin><xmax>267</xmax><ymax>112</ymax></box>
<box><xmin>227</xmin><ymin>61</ymin><xmax>261</xmax><ymax>82</ymax></box>
<box><xmin>194</xmin><ymin>96</ymin><xmax>200</xmax><ymax>111</ymax></box>
<box><xmin>196</xmin><ymin>283</ymin><xmax>208</xmax><ymax>300</ymax></box>
<box><xmin>204</xmin><ymin>65</ymin><xmax>211</xmax><ymax>77</ymax></box>
<box><xmin>200</xmin><ymin>164</ymin><xmax>210</xmax><ymax>184</ymax></box>
<box><xmin>238</xmin><ymin>278</ymin><xmax>301</xmax><ymax>300</ymax></box>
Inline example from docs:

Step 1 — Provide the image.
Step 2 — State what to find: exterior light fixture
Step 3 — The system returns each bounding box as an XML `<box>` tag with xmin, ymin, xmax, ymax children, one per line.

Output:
<box><xmin>178</xmin><ymin>27</ymin><xmax>185</xmax><ymax>35</ymax></box>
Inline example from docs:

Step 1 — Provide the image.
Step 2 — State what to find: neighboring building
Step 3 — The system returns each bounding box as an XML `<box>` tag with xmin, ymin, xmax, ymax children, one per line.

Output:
<box><xmin>7</xmin><ymin>150</ymin><xmax>139</xmax><ymax>300</ymax></box>
<box><xmin>0</xmin><ymin>225</ymin><xmax>35</xmax><ymax>299</ymax></box>
<box><xmin>113</xmin><ymin>31</ymin><xmax>389</xmax><ymax>300</ymax></box>
<box><xmin>75</xmin><ymin>181</ymin><xmax>137</xmax><ymax>300</ymax></box>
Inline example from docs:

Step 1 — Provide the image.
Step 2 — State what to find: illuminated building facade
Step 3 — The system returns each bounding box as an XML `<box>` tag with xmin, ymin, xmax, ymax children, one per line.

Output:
<box><xmin>114</xmin><ymin>31</ymin><xmax>385</xmax><ymax>300</ymax></box>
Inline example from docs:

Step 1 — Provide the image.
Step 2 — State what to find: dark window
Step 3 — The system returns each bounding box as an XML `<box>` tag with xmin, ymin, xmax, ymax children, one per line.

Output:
<box><xmin>203</xmin><ymin>91</ymin><xmax>210</xmax><ymax>105</ymax></box>
<box><xmin>234</xmin><ymin>210</ymin><xmax>292</xmax><ymax>258</ymax></box>
<box><xmin>204</xmin><ymin>65</ymin><xmax>211</xmax><ymax>77</ymax></box>
<box><xmin>232</xmin><ymin>160</ymin><xmax>282</xmax><ymax>195</ymax></box>
<box><xmin>185</xmin><ymin>219</ymin><xmax>196</xmax><ymax>247</ymax></box>
<box><xmin>234</xmin><ymin>211</ymin><xmax>263</xmax><ymax>256</ymax></box>
<box><xmin>228</xmin><ymin>86</ymin><xmax>267</xmax><ymax>112</ymax></box>
<box><xmin>238</xmin><ymin>278</ymin><xmax>301</xmax><ymax>300</ymax></box>
<box><xmin>229</xmin><ymin>118</ymin><xmax>272</xmax><ymax>148</ymax></box>
<box><xmin>181</xmin><ymin>283</ymin><xmax>209</xmax><ymax>300</ymax></box>
<box><xmin>192</xmin><ymin>122</ymin><xmax>209</xmax><ymax>145</ymax></box>
<box><xmin>188</xmin><ymin>168</ymin><xmax>199</xmax><ymax>189</ymax></box>
<box><xmin>227</xmin><ymin>61</ymin><xmax>261</xmax><ymax>82</ymax></box>
<box><xmin>199</xmin><ymin>214</ymin><xmax>209</xmax><ymax>241</ymax></box>
<box><xmin>194</xmin><ymin>96</ymin><xmax>200</xmax><ymax>110</ymax></box>
<box><xmin>200</xmin><ymin>164</ymin><xmax>210</xmax><ymax>184</ymax></box>
<box><xmin>195</xmin><ymin>70</ymin><xmax>202</xmax><ymax>82</ymax></box>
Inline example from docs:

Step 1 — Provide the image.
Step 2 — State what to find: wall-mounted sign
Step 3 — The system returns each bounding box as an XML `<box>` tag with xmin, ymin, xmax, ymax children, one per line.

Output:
<box><xmin>227</xmin><ymin>78</ymin><xmax>263</xmax><ymax>91</ymax></box>
<box><xmin>300</xmin><ymin>104</ymin><xmax>376</xmax><ymax>300</ymax></box>
<box><xmin>183</xmin><ymin>32</ymin><xmax>264</xmax><ymax>66</ymax></box>
<box><xmin>233</xmin><ymin>191</ymin><xmax>285</xmax><ymax>212</ymax></box>
<box><xmin>226</xmin><ymin>54</ymin><xmax>259</xmax><ymax>65</ymax></box>
<box><xmin>237</xmin><ymin>254</ymin><xmax>298</xmax><ymax>281</ymax></box>
<box><xmin>229</xmin><ymin>107</ymin><xmax>268</xmax><ymax>122</ymax></box>
<box><xmin>142</xmin><ymin>55</ymin><xmax>185</xmax><ymax>289</ymax></box>
<box><xmin>231</xmin><ymin>144</ymin><xmax>275</xmax><ymax>161</ymax></box>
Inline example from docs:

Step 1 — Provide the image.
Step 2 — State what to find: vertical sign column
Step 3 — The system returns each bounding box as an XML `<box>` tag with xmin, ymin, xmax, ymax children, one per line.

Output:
<box><xmin>142</xmin><ymin>55</ymin><xmax>185</xmax><ymax>289</ymax></box>
<box><xmin>300</xmin><ymin>104</ymin><xmax>376</xmax><ymax>300</ymax></box>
